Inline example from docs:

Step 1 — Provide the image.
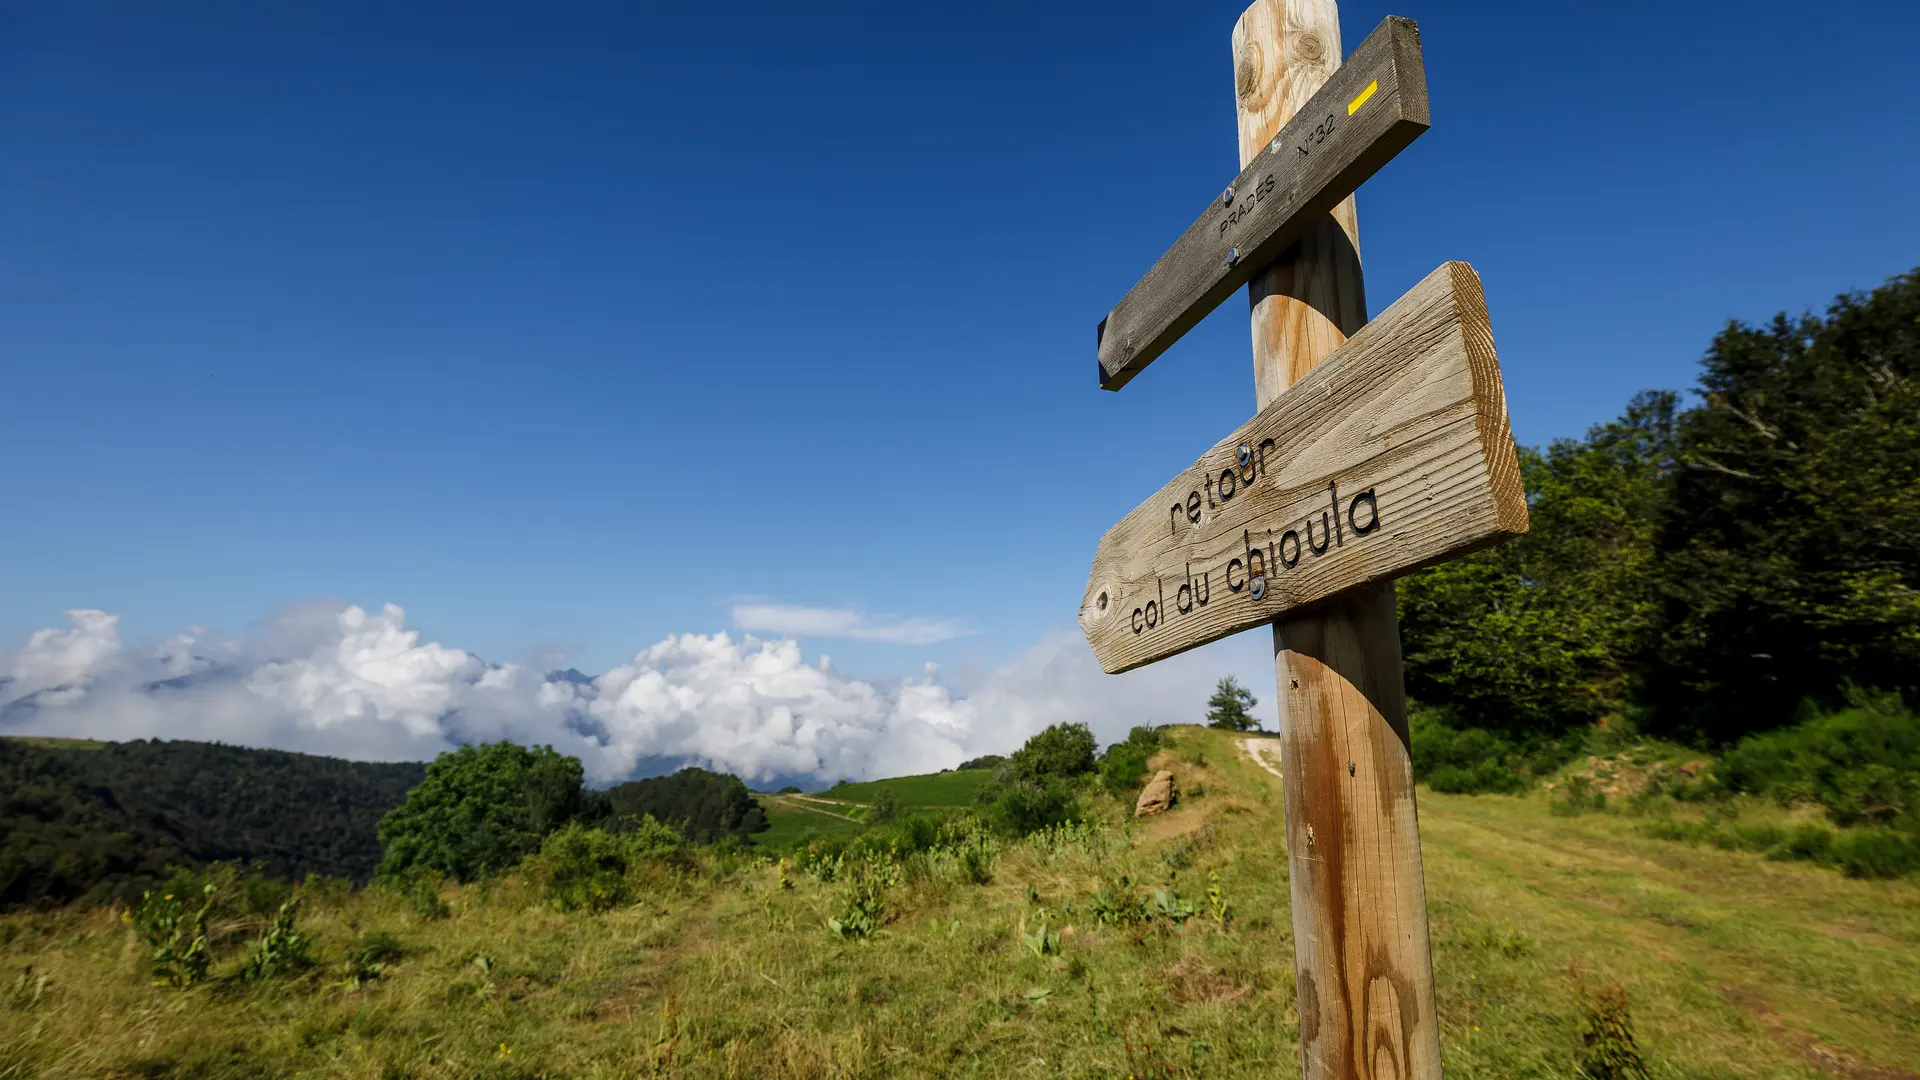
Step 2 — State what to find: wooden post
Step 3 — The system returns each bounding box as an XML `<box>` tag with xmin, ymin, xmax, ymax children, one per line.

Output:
<box><xmin>1233</xmin><ymin>2</ymin><xmax>1442</xmax><ymax>1078</ymax></box>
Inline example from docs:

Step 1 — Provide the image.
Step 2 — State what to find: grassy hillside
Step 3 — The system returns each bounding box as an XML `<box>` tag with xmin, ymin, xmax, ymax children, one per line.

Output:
<box><xmin>823</xmin><ymin>769</ymin><xmax>997</xmax><ymax>808</ymax></box>
<box><xmin>752</xmin><ymin>793</ymin><xmax>866</xmax><ymax>847</ymax></box>
<box><xmin>751</xmin><ymin>769</ymin><xmax>995</xmax><ymax>849</ymax></box>
<box><xmin>3</xmin><ymin>725</ymin><xmax>1917</xmax><ymax>1079</ymax></box>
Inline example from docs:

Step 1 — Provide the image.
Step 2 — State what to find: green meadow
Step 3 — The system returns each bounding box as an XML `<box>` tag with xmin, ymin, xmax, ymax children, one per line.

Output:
<box><xmin>4</xmin><ymin>725</ymin><xmax>1916</xmax><ymax>1080</ymax></box>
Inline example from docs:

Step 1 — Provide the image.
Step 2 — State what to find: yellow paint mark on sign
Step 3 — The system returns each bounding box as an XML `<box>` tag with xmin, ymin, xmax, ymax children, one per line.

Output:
<box><xmin>1347</xmin><ymin>79</ymin><xmax>1379</xmax><ymax>116</ymax></box>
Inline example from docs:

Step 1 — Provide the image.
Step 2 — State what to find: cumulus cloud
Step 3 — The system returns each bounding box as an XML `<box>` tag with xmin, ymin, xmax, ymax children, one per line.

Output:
<box><xmin>5</xmin><ymin>609</ymin><xmax>124</xmax><ymax>702</ymax></box>
<box><xmin>2</xmin><ymin>603</ymin><xmax>1271</xmax><ymax>785</ymax></box>
<box><xmin>729</xmin><ymin>602</ymin><xmax>972</xmax><ymax>645</ymax></box>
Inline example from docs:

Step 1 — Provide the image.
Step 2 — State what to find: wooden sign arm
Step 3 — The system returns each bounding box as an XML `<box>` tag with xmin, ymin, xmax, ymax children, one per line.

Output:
<box><xmin>1096</xmin><ymin>15</ymin><xmax>1429</xmax><ymax>391</ymax></box>
<box><xmin>1079</xmin><ymin>261</ymin><xmax>1526</xmax><ymax>674</ymax></box>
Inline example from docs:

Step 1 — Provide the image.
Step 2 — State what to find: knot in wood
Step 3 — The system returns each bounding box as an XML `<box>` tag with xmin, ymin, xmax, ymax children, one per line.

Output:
<box><xmin>1235</xmin><ymin>41</ymin><xmax>1264</xmax><ymax>103</ymax></box>
<box><xmin>1289</xmin><ymin>32</ymin><xmax>1326</xmax><ymax>65</ymax></box>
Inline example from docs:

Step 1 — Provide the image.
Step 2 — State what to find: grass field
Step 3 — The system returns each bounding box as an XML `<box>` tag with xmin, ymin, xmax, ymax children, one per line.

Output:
<box><xmin>4</xmin><ymin>725</ymin><xmax>1917</xmax><ymax>1079</ymax></box>
<box><xmin>751</xmin><ymin>795</ymin><xmax>866</xmax><ymax>847</ymax></box>
<box><xmin>820</xmin><ymin>769</ymin><xmax>996</xmax><ymax>808</ymax></box>
<box><xmin>750</xmin><ymin>769</ymin><xmax>996</xmax><ymax>849</ymax></box>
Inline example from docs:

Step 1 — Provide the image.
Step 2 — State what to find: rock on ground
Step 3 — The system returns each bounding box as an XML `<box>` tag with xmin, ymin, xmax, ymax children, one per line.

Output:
<box><xmin>1135</xmin><ymin>770</ymin><xmax>1176</xmax><ymax>817</ymax></box>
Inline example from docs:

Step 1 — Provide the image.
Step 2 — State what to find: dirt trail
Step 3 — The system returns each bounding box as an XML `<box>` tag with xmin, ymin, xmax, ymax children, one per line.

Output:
<box><xmin>1239</xmin><ymin>737</ymin><xmax>1283</xmax><ymax>780</ymax></box>
<box><xmin>759</xmin><ymin>794</ymin><xmax>861</xmax><ymax>823</ymax></box>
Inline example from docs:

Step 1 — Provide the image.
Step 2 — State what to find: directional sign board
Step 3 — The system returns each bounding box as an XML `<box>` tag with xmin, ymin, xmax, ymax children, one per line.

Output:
<box><xmin>1096</xmin><ymin>15</ymin><xmax>1429</xmax><ymax>391</ymax></box>
<box><xmin>1079</xmin><ymin>261</ymin><xmax>1527</xmax><ymax>673</ymax></box>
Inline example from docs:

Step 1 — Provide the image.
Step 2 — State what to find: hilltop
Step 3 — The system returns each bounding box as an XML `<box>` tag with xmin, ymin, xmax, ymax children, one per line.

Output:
<box><xmin>4</xmin><ymin>724</ymin><xmax>1916</xmax><ymax>1079</ymax></box>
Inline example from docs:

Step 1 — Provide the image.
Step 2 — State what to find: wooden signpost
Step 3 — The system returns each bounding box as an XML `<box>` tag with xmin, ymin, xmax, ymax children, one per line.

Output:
<box><xmin>1079</xmin><ymin>6</ymin><xmax>1527</xmax><ymax>1078</ymax></box>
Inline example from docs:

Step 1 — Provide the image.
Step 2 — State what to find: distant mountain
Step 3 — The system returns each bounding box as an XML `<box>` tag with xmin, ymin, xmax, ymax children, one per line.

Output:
<box><xmin>1</xmin><ymin>736</ymin><xmax>425</xmax><ymax>910</ymax></box>
<box><xmin>0</xmin><ymin>681</ymin><xmax>88</xmax><ymax>723</ymax></box>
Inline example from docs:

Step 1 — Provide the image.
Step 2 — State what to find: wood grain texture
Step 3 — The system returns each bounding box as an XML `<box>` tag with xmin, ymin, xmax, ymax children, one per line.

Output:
<box><xmin>1235</xmin><ymin>4</ymin><xmax>1450</xmax><ymax>1078</ymax></box>
<box><xmin>1095</xmin><ymin>15</ymin><xmax>1427</xmax><ymax>391</ymax></box>
<box><xmin>1237</xmin><ymin>0</ymin><xmax>1368</xmax><ymax>403</ymax></box>
<box><xmin>1274</xmin><ymin>581</ymin><xmax>1436</xmax><ymax>1080</ymax></box>
<box><xmin>1077</xmin><ymin>261</ymin><xmax>1526</xmax><ymax>674</ymax></box>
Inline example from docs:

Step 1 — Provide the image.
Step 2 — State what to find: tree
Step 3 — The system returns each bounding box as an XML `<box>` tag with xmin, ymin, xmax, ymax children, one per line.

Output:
<box><xmin>1098</xmin><ymin>726</ymin><xmax>1164</xmax><ymax>798</ymax></box>
<box><xmin>1206</xmin><ymin>677</ymin><xmax>1260</xmax><ymax>731</ymax></box>
<box><xmin>1006</xmin><ymin>723</ymin><xmax>1097</xmax><ymax>786</ymax></box>
<box><xmin>592</xmin><ymin>767</ymin><xmax>767</xmax><ymax>842</ymax></box>
<box><xmin>1649</xmin><ymin>268</ymin><xmax>1920</xmax><ymax>742</ymax></box>
<box><xmin>1398</xmin><ymin>392</ymin><xmax>1676</xmax><ymax>735</ymax></box>
<box><xmin>867</xmin><ymin>789</ymin><xmax>900</xmax><ymax>824</ymax></box>
<box><xmin>376</xmin><ymin>742</ymin><xmax>583</xmax><ymax>882</ymax></box>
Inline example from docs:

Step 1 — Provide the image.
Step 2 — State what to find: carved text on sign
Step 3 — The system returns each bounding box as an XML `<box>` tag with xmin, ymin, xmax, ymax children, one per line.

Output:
<box><xmin>1127</xmin><ymin>478</ymin><xmax>1383</xmax><ymax>637</ymax></box>
<box><xmin>1080</xmin><ymin>262</ymin><xmax>1528</xmax><ymax>673</ymax></box>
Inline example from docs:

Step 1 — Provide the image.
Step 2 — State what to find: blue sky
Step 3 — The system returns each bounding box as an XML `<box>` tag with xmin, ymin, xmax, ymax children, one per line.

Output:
<box><xmin>4</xmin><ymin>0</ymin><xmax>1918</xmax><ymax>693</ymax></box>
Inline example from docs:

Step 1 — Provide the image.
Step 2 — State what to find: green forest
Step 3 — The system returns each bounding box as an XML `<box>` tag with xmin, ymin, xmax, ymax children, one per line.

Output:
<box><xmin>1398</xmin><ymin>269</ymin><xmax>1919</xmax><ymax>761</ymax></box>
<box><xmin>1</xmin><ymin>741</ymin><xmax>778</xmax><ymax>911</ymax></box>
<box><xmin>1</xmin><ymin>738</ymin><xmax>424</xmax><ymax>910</ymax></box>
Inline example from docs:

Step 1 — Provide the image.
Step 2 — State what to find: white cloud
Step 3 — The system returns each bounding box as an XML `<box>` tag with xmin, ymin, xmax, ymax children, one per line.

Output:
<box><xmin>729</xmin><ymin>603</ymin><xmax>972</xmax><ymax>646</ymax></box>
<box><xmin>5</xmin><ymin>609</ymin><xmax>122</xmax><ymax>697</ymax></box>
<box><xmin>1</xmin><ymin>602</ymin><xmax>1273</xmax><ymax>785</ymax></box>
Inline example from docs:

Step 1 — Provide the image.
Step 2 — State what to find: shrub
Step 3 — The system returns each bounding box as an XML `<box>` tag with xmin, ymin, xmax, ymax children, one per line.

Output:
<box><xmin>1711</xmin><ymin>824</ymin><xmax>1786</xmax><ymax>853</ymax></box>
<box><xmin>955</xmin><ymin>839</ymin><xmax>997</xmax><ymax>885</ymax></box>
<box><xmin>857</xmin><ymin>813</ymin><xmax>945</xmax><ymax>858</ymax></box>
<box><xmin>1718</xmin><ymin>690</ymin><xmax>1920</xmax><ymax>828</ymax></box>
<box><xmin>403</xmin><ymin>872</ymin><xmax>451</xmax><ymax>920</ymax></box>
<box><xmin>1411</xmin><ymin>710</ymin><xmax>1529</xmax><ymax>794</ymax></box>
<box><xmin>1099</xmin><ymin>726</ymin><xmax>1163</xmax><ymax>799</ymax></box>
<box><xmin>1552</xmin><ymin>776</ymin><xmax>1608</xmax><ymax>817</ymax></box>
<box><xmin>989</xmin><ymin>780</ymin><xmax>1081</xmax><ymax>836</ymax></box>
<box><xmin>239</xmin><ymin>872</ymin><xmax>293</xmax><ymax>918</ymax></box>
<box><xmin>1411</xmin><ymin>706</ymin><xmax>1587</xmax><ymax>794</ymax></box>
<box><xmin>957</xmin><ymin>754</ymin><xmax>1005</xmax><ymax>771</ymax></box>
<box><xmin>529</xmin><ymin>818</ymin><xmax>690</xmax><ymax>912</ymax></box>
<box><xmin>1774</xmin><ymin>825</ymin><xmax>1835</xmax><ymax>863</ymax></box>
<box><xmin>922</xmin><ymin>818</ymin><xmax>999</xmax><ymax>885</ymax></box>
<box><xmin>827</xmin><ymin>852</ymin><xmax>901</xmax><ymax>940</ymax></box>
<box><xmin>1637</xmin><ymin>820</ymin><xmax>1708</xmax><ymax>845</ymax></box>
<box><xmin>1088</xmin><ymin>876</ymin><xmax>1151</xmax><ymax>927</ymax></box>
<box><xmin>1007</xmin><ymin>724</ymin><xmax>1098</xmax><ymax>786</ymax></box>
<box><xmin>1100</xmin><ymin>745</ymin><xmax>1152</xmax><ymax>800</ymax></box>
<box><xmin>127</xmin><ymin>884</ymin><xmax>216</xmax><ymax>988</ymax></box>
<box><xmin>1027</xmin><ymin>820</ymin><xmax>1106</xmax><ymax>862</ymax></box>
<box><xmin>239</xmin><ymin>898</ymin><xmax>312</xmax><ymax>981</ymax></box>
<box><xmin>867</xmin><ymin>790</ymin><xmax>900</xmax><ymax>825</ymax></box>
<box><xmin>1574</xmin><ymin>978</ymin><xmax>1653</xmax><ymax>1080</ymax></box>
<box><xmin>1829</xmin><ymin>827</ymin><xmax>1920</xmax><ymax>879</ymax></box>
<box><xmin>299</xmin><ymin>873</ymin><xmax>354</xmax><ymax>907</ymax></box>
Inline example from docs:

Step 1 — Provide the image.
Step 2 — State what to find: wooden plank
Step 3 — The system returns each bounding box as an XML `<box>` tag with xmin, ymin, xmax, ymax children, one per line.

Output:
<box><xmin>1077</xmin><ymin>261</ymin><xmax>1526</xmax><ymax>675</ymax></box>
<box><xmin>1095</xmin><ymin>14</ymin><xmax>1428</xmax><ymax>391</ymax></box>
